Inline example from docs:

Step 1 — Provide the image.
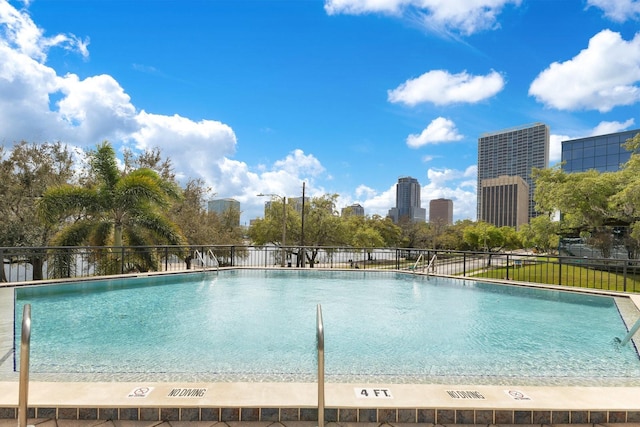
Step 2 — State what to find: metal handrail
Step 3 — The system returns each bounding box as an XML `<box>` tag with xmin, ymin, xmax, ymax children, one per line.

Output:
<box><xmin>316</xmin><ymin>304</ymin><xmax>324</xmax><ymax>427</ymax></box>
<box><xmin>206</xmin><ymin>249</ymin><xmax>220</xmax><ymax>272</ymax></box>
<box><xmin>194</xmin><ymin>249</ymin><xmax>218</xmax><ymax>272</ymax></box>
<box><xmin>18</xmin><ymin>304</ymin><xmax>31</xmax><ymax>427</ymax></box>
<box><xmin>619</xmin><ymin>317</ymin><xmax>640</xmax><ymax>346</ymax></box>
<box><xmin>426</xmin><ymin>254</ymin><xmax>437</xmax><ymax>277</ymax></box>
<box><xmin>411</xmin><ymin>253</ymin><xmax>424</xmax><ymax>273</ymax></box>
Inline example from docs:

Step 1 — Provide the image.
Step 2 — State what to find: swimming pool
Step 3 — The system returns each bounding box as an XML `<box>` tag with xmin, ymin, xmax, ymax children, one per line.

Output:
<box><xmin>13</xmin><ymin>269</ymin><xmax>640</xmax><ymax>385</ymax></box>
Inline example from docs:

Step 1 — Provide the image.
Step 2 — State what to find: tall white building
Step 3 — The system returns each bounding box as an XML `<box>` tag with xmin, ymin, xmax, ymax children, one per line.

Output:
<box><xmin>477</xmin><ymin>123</ymin><xmax>549</xmax><ymax>223</ymax></box>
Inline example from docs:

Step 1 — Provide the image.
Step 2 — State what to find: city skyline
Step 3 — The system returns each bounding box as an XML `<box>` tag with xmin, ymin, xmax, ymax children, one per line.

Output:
<box><xmin>1</xmin><ymin>0</ymin><xmax>639</xmax><ymax>225</ymax></box>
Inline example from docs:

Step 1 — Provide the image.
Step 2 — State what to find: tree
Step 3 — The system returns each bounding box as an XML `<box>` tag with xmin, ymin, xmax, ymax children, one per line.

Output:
<box><xmin>123</xmin><ymin>146</ymin><xmax>176</xmax><ymax>182</ymax></box>
<box><xmin>249</xmin><ymin>198</ymin><xmax>296</xmax><ymax>246</ymax></box>
<box><xmin>532</xmin><ymin>158</ymin><xmax>628</xmax><ymax>258</ymax></box>
<box><xmin>342</xmin><ymin>214</ymin><xmax>384</xmax><ymax>263</ymax></box>
<box><xmin>0</xmin><ymin>142</ymin><xmax>75</xmax><ymax>280</ymax></box>
<box><xmin>249</xmin><ymin>197</ymin><xmax>300</xmax><ymax>266</ymax></box>
<box><xmin>367</xmin><ymin>215</ymin><xmax>403</xmax><ymax>247</ymax></box>
<box><xmin>169</xmin><ymin>178</ymin><xmax>215</xmax><ymax>245</ymax></box>
<box><xmin>38</xmin><ymin>141</ymin><xmax>186</xmax><ymax>274</ymax></box>
<box><xmin>518</xmin><ymin>215</ymin><xmax>559</xmax><ymax>253</ymax></box>
<box><xmin>397</xmin><ymin>218</ymin><xmax>431</xmax><ymax>249</ymax></box>
<box><xmin>463</xmin><ymin>222</ymin><xmax>517</xmax><ymax>266</ymax></box>
<box><xmin>298</xmin><ymin>194</ymin><xmax>345</xmax><ymax>267</ymax></box>
<box><xmin>435</xmin><ymin>219</ymin><xmax>474</xmax><ymax>250</ymax></box>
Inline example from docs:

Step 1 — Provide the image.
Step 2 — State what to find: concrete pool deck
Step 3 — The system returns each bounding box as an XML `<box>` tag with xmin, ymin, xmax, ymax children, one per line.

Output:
<box><xmin>0</xmin><ymin>381</ymin><xmax>639</xmax><ymax>424</ymax></box>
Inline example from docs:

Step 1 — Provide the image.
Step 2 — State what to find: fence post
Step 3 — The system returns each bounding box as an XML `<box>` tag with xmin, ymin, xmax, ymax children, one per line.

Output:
<box><xmin>120</xmin><ymin>246</ymin><xmax>125</xmax><ymax>274</ymax></box>
<box><xmin>463</xmin><ymin>252</ymin><xmax>466</xmax><ymax>277</ymax></box>
<box><xmin>505</xmin><ymin>254</ymin><xmax>510</xmax><ymax>280</ymax></box>
<box><xmin>558</xmin><ymin>257</ymin><xmax>562</xmax><ymax>286</ymax></box>
<box><xmin>623</xmin><ymin>262</ymin><xmax>627</xmax><ymax>292</ymax></box>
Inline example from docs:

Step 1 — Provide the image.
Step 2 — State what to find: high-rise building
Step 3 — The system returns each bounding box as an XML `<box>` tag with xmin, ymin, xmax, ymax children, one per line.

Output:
<box><xmin>477</xmin><ymin>122</ymin><xmax>549</xmax><ymax>223</ymax></box>
<box><xmin>561</xmin><ymin>129</ymin><xmax>639</xmax><ymax>173</ymax></box>
<box><xmin>341</xmin><ymin>203</ymin><xmax>365</xmax><ymax>217</ymax></box>
<box><xmin>429</xmin><ymin>198</ymin><xmax>453</xmax><ymax>225</ymax></box>
<box><xmin>288</xmin><ymin>196</ymin><xmax>311</xmax><ymax>214</ymax></box>
<box><xmin>480</xmin><ymin>176</ymin><xmax>529</xmax><ymax>229</ymax></box>
<box><xmin>208</xmin><ymin>198</ymin><xmax>241</xmax><ymax>225</ymax></box>
<box><xmin>388</xmin><ymin>176</ymin><xmax>426</xmax><ymax>224</ymax></box>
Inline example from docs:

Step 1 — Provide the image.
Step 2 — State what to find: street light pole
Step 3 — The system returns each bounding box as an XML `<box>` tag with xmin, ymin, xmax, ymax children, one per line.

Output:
<box><xmin>281</xmin><ymin>196</ymin><xmax>287</xmax><ymax>266</ymax></box>
<box><xmin>257</xmin><ymin>193</ymin><xmax>287</xmax><ymax>267</ymax></box>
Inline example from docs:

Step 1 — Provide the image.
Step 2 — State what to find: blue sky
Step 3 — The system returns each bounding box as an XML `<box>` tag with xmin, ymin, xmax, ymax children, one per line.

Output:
<box><xmin>1</xmin><ymin>0</ymin><xmax>639</xmax><ymax>225</ymax></box>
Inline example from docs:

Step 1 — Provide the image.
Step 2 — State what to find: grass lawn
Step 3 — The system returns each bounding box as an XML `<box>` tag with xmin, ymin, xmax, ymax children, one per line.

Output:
<box><xmin>471</xmin><ymin>261</ymin><xmax>640</xmax><ymax>293</ymax></box>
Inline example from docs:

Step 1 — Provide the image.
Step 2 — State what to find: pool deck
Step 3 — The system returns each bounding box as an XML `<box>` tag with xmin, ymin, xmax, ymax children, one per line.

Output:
<box><xmin>0</xmin><ymin>381</ymin><xmax>639</xmax><ymax>424</ymax></box>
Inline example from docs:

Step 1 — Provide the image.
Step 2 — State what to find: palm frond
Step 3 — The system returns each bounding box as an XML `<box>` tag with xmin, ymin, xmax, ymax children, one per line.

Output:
<box><xmin>38</xmin><ymin>186</ymin><xmax>101</xmax><ymax>224</ymax></box>
<box><xmin>130</xmin><ymin>213</ymin><xmax>186</xmax><ymax>245</ymax></box>
<box><xmin>50</xmin><ymin>220</ymin><xmax>96</xmax><ymax>246</ymax></box>
<box><xmin>90</xmin><ymin>142</ymin><xmax>120</xmax><ymax>190</ymax></box>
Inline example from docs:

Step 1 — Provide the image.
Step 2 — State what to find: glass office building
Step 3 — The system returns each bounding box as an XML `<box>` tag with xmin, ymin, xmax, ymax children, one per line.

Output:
<box><xmin>388</xmin><ymin>176</ymin><xmax>426</xmax><ymax>223</ymax></box>
<box><xmin>561</xmin><ymin>129</ymin><xmax>639</xmax><ymax>173</ymax></box>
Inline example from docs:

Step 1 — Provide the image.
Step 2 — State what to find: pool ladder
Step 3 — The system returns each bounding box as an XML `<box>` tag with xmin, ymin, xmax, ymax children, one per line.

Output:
<box><xmin>18</xmin><ymin>304</ymin><xmax>31</xmax><ymax>427</ymax></box>
<box><xmin>426</xmin><ymin>254</ymin><xmax>437</xmax><ymax>276</ymax></box>
<box><xmin>618</xmin><ymin>317</ymin><xmax>640</xmax><ymax>346</ymax></box>
<box><xmin>194</xmin><ymin>249</ymin><xmax>219</xmax><ymax>272</ymax></box>
<box><xmin>316</xmin><ymin>304</ymin><xmax>325</xmax><ymax>427</ymax></box>
<box><xmin>411</xmin><ymin>253</ymin><xmax>437</xmax><ymax>276</ymax></box>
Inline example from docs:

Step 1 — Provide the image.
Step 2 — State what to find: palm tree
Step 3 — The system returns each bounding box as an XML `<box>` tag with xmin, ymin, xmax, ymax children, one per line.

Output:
<box><xmin>38</xmin><ymin>141</ymin><xmax>186</xmax><ymax>274</ymax></box>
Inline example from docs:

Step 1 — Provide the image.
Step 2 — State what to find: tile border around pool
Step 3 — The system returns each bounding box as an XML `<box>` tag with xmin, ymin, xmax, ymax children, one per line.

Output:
<box><xmin>0</xmin><ymin>406</ymin><xmax>639</xmax><ymax>424</ymax></box>
<box><xmin>0</xmin><ymin>382</ymin><xmax>639</xmax><ymax>424</ymax></box>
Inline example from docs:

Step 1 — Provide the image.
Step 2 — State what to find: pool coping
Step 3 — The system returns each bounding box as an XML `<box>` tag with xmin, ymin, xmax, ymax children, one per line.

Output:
<box><xmin>3</xmin><ymin>269</ymin><xmax>640</xmax><ymax>424</ymax></box>
<box><xmin>0</xmin><ymin>381</ymin><xmax>639</xmax><ymax>424</ymax></box>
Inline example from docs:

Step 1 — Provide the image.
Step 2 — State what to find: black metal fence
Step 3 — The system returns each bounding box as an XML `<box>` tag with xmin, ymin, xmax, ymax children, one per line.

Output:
<box><xmin>2</xmin><ymin>245</ymin><xmax>640</xmax><ymax>292</ymax></box>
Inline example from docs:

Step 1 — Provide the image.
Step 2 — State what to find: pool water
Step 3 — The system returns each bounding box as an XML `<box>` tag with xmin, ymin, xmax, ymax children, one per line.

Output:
<box><xmin>14</xmin><ymin>270</ymin><xmax>640</xmax><ymax>385</ymax></box>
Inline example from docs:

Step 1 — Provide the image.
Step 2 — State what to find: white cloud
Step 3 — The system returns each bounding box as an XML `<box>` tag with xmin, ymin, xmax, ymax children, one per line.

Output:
<box><xmin>587</xmin><ymin>0</ymin><xmax>640</xmax><ymax>22</ymax></box>
<box><xmin>424</xmin><ymin>166</ymin><xmax>477</xmax><ymax>220</ymax></box>
<box><xmin>590</xmin><ymin>118</ymin><xmax>636</xmax><ymax>135</ymax></box>
<box><xmin>324</xmin><ymin>0</ymin><xmax>407</xmax><ymax>15</ymax></box>
<box><xmin>529</xmin><ymin>30</ymin><xmax>640</xmax><ymax>112</ymax></box>
<box><xmin>406</xmin><ymin>117</ymin><xmax>463</xmax><ymax>148</ymax></box>
<box><xmin>355</xmin><ymin>184</ymin><xmax>378</xmax><ymax>199</ymax></box>
<box><xmin>549</xmin><ymin>134</ymin><xmax>567</xmax><ymax>165</ymax></box>
<box><xmin>58</xmin><ymin>74</ymin><xmax>138</xmax><ymax>143</ymax></box>
<box><xmin>388</xmin><ymin>70</ymin><xmax>504</xmax><ymax>107</ymax></box>
<box><xmin>0</xmin><ymin>42</ymin><xmax>61</xmax><ymax>141</ymax></box>
<box><xmin>273</xmin><ymin>149</ymin><xmax>325</xmax><ymax>177</ymax></box>
<box><xmin>324</xmin><ymin>0</ymin><xmax>521</xmax><ymax>35</ymax></box>
<box><xmin>360</xmin><ymin>184</ymin><xmax>397</xmax><ymax>217</ymax></box>
<box><xmin>0</xmin><ymin>0</ymin><xmax>88</xmax><ymax>61</ymax></box>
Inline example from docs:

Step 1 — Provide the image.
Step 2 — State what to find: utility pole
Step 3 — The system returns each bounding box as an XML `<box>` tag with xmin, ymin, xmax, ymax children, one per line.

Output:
<box><xmin>300</xmin><ymin>182</ymin><xmax>305</xmax><ymax>268</ymax></box>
